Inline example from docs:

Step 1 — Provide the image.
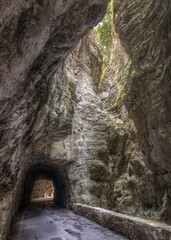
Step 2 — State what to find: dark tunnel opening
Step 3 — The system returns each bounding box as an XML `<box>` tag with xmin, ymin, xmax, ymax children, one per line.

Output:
<box><xmin>22</xmin><ymin>164</ymin><xmax>68</xmax><ymax>208</ymax></box>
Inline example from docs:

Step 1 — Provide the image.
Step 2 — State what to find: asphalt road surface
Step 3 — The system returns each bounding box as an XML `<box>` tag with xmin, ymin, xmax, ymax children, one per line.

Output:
<box><xmin>8</xmin><ymin>198</ymin><xmax>128</xmax><ymax>240</ymax></box>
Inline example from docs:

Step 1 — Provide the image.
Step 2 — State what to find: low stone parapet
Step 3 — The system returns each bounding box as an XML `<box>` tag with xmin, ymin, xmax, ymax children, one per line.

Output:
<box><xmin>73</xmin><ymin>204</ymin><xmax>171</xmax><ymax>240</ymax></box>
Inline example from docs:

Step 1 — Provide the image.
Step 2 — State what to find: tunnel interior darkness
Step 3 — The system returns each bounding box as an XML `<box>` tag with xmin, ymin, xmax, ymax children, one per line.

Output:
<box><xmin>22</xmin><ymin>164</ymin><xmax>68</xmax><ymax>208</ymax></box>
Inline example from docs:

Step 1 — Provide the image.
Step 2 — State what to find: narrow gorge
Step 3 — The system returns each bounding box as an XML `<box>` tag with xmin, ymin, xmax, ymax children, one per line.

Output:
<box><xmin>0</xmin><ymin>1</ymin><xmax>170</xmax><ymax>240</ymax></box>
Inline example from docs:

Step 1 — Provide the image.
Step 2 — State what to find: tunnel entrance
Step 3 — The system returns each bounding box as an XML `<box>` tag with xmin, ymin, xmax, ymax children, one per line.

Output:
<box><xmin>22</xmin><ymin>164</ymin><xmax>69</xmax><ymax>208</ymax></box>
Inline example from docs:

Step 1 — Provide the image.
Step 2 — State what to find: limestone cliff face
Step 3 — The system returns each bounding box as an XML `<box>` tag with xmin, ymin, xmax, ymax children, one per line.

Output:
<box><xmin>114</xmin><ymin>0</ymin><xmax>171</xmax><ymax>178</ymax></box>
<box><xmin>46</xmin><ymin>31</ymin><xmax>110</xmax><ymax>207</ymax></box>
<box><xmin>0</xmin><ymin>0</ymin><xmax>109</xmax><ymax>189</ymax></box>
<box><xmin>114</xmin><ymin>0</ymin><xmax>171</xmax><ymax>223</ymax></box>
<box><xmin>0</xmin><ymin>1</ymin><xmax>170</xmax><ymax>239</ymax></box>
<box><xmin>0</xmin><ymin>1</ymin><xmax>109</xmax><ymax>239</ymax></box>
<box><xmin>98</xmin><ymin>31</ymin><xmax>165</xmax><ymax>220</ymax></box>
<box><xmin>46</xmin><ymin>24</ymin><xmax>170</xmax><ymax>223</ymax></box>
<box><xmin>44</xmin><ymin>29</ymin><xmax>166</xmax><ymax>223</ymax></box>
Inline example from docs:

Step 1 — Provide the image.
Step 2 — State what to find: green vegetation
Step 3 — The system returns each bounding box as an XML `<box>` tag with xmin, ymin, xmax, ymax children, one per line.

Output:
<box><xmin>96</xmin><ymin>0</ymin><xmax>114</xmax><ymax>57</ymax></box>
<box><xmin>123</xmin><ymin>61</ymin><xmax>136</xmax><ymax>78</ymax></box>
<box><xmin>131</xmin><ymin>70</ymin><xmax>136</xmax><ymax>77</ymax></box>
<box><xmin>98</xmin><ymin>64</ymin><xmax>109</xmax><ymax>88</ymax></box>
<box><xmin>96</xmin><ymin>0</ymin><xmax>115</xmax><ymax>88</ymax></box>
<box><xmin>112</xmin><ymin>87</ymin><xmax>125</xmax><ymax>108</ymax></box>
<box><xmin>109</xmin><ymin>115</ymin><xmax>118</xmax><ymax>126</ymax></box>
<box><xmin>113</xmin><ymin>91</ymin><xmax>121</xmax><ymax>108</ymax></box>
<box><xmin>122</xmin><ymin>93</ymin><xmax>125</xmax><ymax>100</ymax></box>
<box><xmin>123</xmin><ymin>61</ymin><xmax>132</xmax><ymax>75</ymax></box>
<box><xmin>110</xmin><ymin>0</ymin><xmax>114</xmax><ymax>28</ymax></box>
<box><xmin>96</xmin><ymin>1</ymin><xmax>136</xmax><ymax>88</ymax></box>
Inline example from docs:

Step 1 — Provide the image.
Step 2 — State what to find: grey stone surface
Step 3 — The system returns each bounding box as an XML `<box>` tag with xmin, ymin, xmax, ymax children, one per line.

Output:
<box><xmin>0</xmin><ymin>1</ymin><xmax>109</xmax><ymax>239</ymax></box>
<box><xmin>0</xmin><ymin>0</ymin><xmax>170</xmax><ymax>238</ymax></box>
<box><xmin>96</xmin><ymin>21</ymin><xmax>168</xmax><ymax>221</ymax></box>
<box><xmin>114</xmin><ymin>0</ymin><xmax>171</xmax><ymax>224</ymax></box>
<box><xmin>73</xmin><ymin>204</ymin><xmax>171</xmax><ymax>240</ymax></box>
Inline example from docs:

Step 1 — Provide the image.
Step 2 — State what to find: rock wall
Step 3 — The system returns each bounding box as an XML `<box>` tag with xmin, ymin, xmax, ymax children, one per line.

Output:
<box><xmin>46</xmin><ymin>31</ymin><xmax>110</xmax><ymax>207</ymax></box>
<box><xmin>45</xmin><ymin>19</ymin><xmax>170</xmax><ymax>223</ymax></box>
<box><xmin>0</xmin><ymin>0</ymin><xmax>109</xmax><ymax>189</ymax></box>
<box><xmin>98</xmin><ymin>31</ymin><xmax>157</xmax><ymax>219</ymax></box>
<box><xmin>0</xmin><ymin>1</ymin><xmax>109</xmax><ymax>239</ymax></box>
<box><xmin>45</xmin><ymin>27</ymin><xmax>169</xmax><ymax>223</ymax></box>
<box><xmin>114</xmin><ymin>0</ymin><xmax>171</xmax><ymax>223</ymax></box>
<box><xmin>0</xmin><ymin>1</ymin><xmax>170</xmax><ymax>239</ymax></box>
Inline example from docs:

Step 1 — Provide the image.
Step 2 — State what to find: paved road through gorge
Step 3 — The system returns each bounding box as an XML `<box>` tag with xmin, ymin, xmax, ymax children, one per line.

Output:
<box><xmin>8</xmin><ymin>199</ymin><xmax>128</xmax><ymax>240</ymax></box>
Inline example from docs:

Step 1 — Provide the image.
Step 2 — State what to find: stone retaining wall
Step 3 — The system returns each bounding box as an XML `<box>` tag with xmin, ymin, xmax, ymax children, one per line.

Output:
<box><xmin>73</xmin><ymin>204</ymin><xmax>171</xmax><ymax>240</ymax></box>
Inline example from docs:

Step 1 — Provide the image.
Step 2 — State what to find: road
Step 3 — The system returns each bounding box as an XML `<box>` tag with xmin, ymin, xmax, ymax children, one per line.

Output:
<box><xmin>8</xmin><ymin>198</ymin><xmax>128</xmax><ymax>240</ymax></box>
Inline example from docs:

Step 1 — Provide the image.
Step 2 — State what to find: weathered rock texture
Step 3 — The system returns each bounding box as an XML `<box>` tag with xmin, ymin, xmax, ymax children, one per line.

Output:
<box><xmin>46</xmin><ymin>7</ymin><xmax>171</xmax><ymax>223</ymax></box>
<box><xmin>0</xmin><ymin>0</ymin><xmax>109</xmax><ymax>188</ymax></box>
<box><xmin>0</xmin><ymin>0</ymin><xmax>171</xmax><ymax>239</ymax></box>
<box><xmin>31</xmin><ymin>179</ymin><xmax>54</xmax><ymax>199</ymax></box>
<box><xmin>0</xmin><ymin>1</ymin><xmax>109</xmax><ymax>239</ymax></box>
<box><xmin>44</xmin><ymin>27</ymin><xmax>168</xmax><ymax>223</ymax></box>
<box><xmin>98</xmin><ymin>31</ymin><xmax>158</xmax><ymax>219</ymax></box>
<box><xmin>114</xmin><ymin>0</ymin><xmax>171</xmax><ymax>224</ymax></box>
<box><xmin>46</xmin><ymin>31</ymin><xmax>110</xmax><ymax>207</ymax></box>
<box><xmin>73</xmin><ymin>204</ymin><xmax>171</xmax><ymax>240</ymax></box>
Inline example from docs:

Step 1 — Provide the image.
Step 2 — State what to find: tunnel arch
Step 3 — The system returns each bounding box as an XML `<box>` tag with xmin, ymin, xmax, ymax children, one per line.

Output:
<box><xmin>22</xmin><ymin>164</ymin><xmax>69</xmax><ymax>208</ymax></box>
